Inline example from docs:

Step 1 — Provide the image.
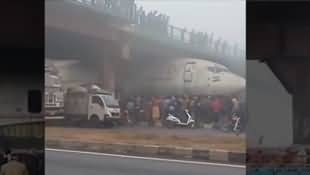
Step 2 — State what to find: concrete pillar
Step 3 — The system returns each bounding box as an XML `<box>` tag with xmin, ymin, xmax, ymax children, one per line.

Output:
<box><xmin>114</xmin><ymin>43</ymin><xmax>131</xmax><ymax>98</ymax></box>
<box><xmin>97</xmin><ymin>46</ymin><xmax>116</xmax><ymax>96</ymax></box>
<box><xmin>293</xmin><ymin>60</ymin><xmax>310</xmax><ymax>144</ymax></box>
<box><xmin>99</xmin><ymin>42</ymin><xmax>131</xmax><ymax>97</ymax></box>
<box><xmin>247</xmin><ymin>60</ymin><xmax>293</xmax><ymax>147</ymax></box>
<box><xmin>102</xmin><ymin>58</ymin><xmax>115</xmax><ymax>95</ymax></box>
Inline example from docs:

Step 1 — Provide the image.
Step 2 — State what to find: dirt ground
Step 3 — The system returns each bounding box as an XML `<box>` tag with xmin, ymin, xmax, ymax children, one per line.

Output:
<box><xmin>46</xmin><ymin>127</ymin><xmax>245</xmax><ymax>152</ymax></box>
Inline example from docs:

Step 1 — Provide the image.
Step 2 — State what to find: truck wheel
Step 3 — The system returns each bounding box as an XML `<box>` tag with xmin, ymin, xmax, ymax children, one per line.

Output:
<box><xmin>90</xmin><ymin>115</ymin><xmax>101</xmax><ymax>128</ymax></box>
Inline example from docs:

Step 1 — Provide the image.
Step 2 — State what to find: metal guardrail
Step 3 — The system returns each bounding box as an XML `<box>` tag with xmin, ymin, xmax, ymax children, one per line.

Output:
<box><xmin>54</xmin><ymin>0</ymin><xmax>245</xmax><ymax>60</ymax></box>
<box><xmin>247</xmin><ymin>154</ymin><xmax>310</xmax><ymax>169</ymax></box>
<box><xmin>247</xmin><ymin>169</ymin><xmax>310</xmax><ymax>175</ymax></box>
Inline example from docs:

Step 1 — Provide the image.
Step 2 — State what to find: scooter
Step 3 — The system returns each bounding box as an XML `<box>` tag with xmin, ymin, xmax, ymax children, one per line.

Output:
<box><xmin>231</xmin><ymin>112</ymin><xmax>241</xmax><ymax>135</ymax></box>
<box><xmin>165</xmin><ymin>109</ymin><xmax>195</xmax><ymax>128</ymax></box>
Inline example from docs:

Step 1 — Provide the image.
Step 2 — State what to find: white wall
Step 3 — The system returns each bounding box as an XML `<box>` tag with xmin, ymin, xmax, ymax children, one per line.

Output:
<box><xmin>0</xmin><ymin>76</ymin><xmax>44</xmax><ymax>125</ymax></box>
<box><xmin>247</xmin><ymin>60</ymin><xmax>293</xmax><ymax>147</ymax></box>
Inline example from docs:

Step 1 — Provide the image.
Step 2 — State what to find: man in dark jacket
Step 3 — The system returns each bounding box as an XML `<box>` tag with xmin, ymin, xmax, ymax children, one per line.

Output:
<box><xmin>191</xmin><ymin>96</ymin><xmax>202</xmax><ymax>128</ymax></box>
<box><xmin>126</xmin><ymin>98</ymin><xmax>135</xmax><ymax>125</ymax></box>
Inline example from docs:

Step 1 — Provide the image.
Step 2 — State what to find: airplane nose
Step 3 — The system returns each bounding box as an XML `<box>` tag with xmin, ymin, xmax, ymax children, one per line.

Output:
<box><xmin>234</xmin><ymin>75</ymin><xmax>246</xmax><ymax>93</ymax></box>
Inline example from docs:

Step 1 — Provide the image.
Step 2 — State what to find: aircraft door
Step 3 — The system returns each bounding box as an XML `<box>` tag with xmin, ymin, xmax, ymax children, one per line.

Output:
<box><xmin>207</xmin><ymin>65</ymin><xmax>221</xmax><ymax>94</ymax></box>
<box><xmin>183</xmin><ymin>62</ymin><xmax>196</xmax><ymax>94</ymax></box>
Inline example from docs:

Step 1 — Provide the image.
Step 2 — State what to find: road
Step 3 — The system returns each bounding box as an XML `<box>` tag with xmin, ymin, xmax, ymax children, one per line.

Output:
<box><xmin>46</xmin><ymin>149</ymin><xmax>245</xmax><ymax>175</ymax></box>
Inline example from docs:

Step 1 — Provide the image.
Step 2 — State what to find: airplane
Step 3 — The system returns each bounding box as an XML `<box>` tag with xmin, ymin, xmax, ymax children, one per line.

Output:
<box><xmin>122</xmin><ymin>57</ymin><xmax>245</xmax><ymax>96</ymax></box>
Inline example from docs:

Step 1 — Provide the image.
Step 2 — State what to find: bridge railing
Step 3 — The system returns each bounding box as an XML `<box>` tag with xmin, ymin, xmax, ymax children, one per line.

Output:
<box><xmin>60</xmin><ymin>0</ymin><xmax>245</xmax><ymax>60</ymax></box>
<box><xmin>247</xmin><ymin>148</ymin><xmax>310</xmax><ymax>171</ymax></box>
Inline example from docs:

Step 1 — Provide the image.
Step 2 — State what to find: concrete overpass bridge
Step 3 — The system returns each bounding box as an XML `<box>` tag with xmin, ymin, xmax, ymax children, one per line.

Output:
<box><xmin>45</xmin><ymin>0</ymin><xmax>245</xmax><ymax>85</ymax></box>
<box><xmin>247</xmin><ymin>1</ymin><xmax>310</xmax><ymax>145</ymax></box>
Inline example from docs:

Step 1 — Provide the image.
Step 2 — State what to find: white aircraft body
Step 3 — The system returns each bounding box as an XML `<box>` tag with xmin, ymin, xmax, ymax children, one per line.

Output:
<box><xmin>123</xmin><ymin>58</ymin><xmax>245</xmax><ymax>96</ymax></box>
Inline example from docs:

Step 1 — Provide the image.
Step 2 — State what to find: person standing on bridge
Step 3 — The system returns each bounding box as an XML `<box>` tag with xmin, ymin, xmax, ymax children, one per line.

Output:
<box><xmin>180</xmin><ymin>28</ymin><xmax>186</xmax><ymax>42</ymax></box>
<box><xmin>221</xmin><ymin>40</ymin><xmax>229</xmax><ymax>56</ymax></box>
<box><xmin>232</xmin><ymin>43</ymin><xmax>239</xmax><ymax>57</ymax></box>
<box><xmin>207</xmin><ymin>32</ymin><xmax>214</xmax><ymax>49</ymax></box>
<box><xmin>90</xmin><ymin>0</ymin><xmax>96</xmax><ymax>6</ymax></box>
<box><xmin>131</xmin><ymin>2</ymin><xmax>137</xmax><ymax>22</ymax></box>
<box><xmin>214</xmin><ymin>38</ymin><xmax>223</xmax><ymax>56</ymax></box>
<box><xmin>137</xmin><ymin>7</ymin><xmax>143</xmax><ymax>25</ymax></box>
<box><xmin>119</xmin><ymin>0</ymin><xmax>134</xmax><ymax>19</ymax></box>
<box><xmin>159</xmin><ymin>14</ymin><xmax>169</xmax><ymax>34</ymax></box>
<box><xmin>189</xmin><ymin>30</ymin><xmax>196</xmax><ymax>45</ymax></box>
<box><xmin>140</xmin><ymin>10</ymin><xmax>146</xmax><ymax>27</ymax></box>
<box><xmin>201</xmin><ymin>32</ymin><xmax>208</xmax><ymax>48</ymax></box>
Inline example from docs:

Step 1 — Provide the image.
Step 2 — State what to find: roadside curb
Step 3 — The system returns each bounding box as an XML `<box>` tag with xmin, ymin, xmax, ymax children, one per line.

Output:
<box><xmin>46</xmin><ymin>139</ymin><xmax>245</xmax><ymax>164</ymax></box>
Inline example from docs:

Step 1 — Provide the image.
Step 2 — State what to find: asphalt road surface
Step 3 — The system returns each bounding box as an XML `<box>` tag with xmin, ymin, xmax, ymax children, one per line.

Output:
<box><xmin>46</xmin><ymin>149</ymin><xmax>245</xmax><ymax>175</ymax></box>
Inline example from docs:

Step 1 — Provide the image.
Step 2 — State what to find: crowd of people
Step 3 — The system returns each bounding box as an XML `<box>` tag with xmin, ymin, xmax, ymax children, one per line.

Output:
<box><xmin>120</xmin><ymin>94</ymin><xmax>247</xmax><ymax>132</ymax></box>
<box><xmin>78</xmin><ymin>0</ymin><xmax>243</xmax><ymax>58</ymax></box>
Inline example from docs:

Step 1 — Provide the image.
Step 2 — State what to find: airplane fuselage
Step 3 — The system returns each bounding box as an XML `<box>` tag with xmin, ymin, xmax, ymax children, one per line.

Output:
<box><xmin>123</xmin><ymin>58</ymin><xmax>245</xmax><ymax>96</ymax></box>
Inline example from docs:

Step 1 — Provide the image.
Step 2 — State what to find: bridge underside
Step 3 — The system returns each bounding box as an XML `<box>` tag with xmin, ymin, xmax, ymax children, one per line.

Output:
<box><xmin>247</xmin><ymin>1</ymin><xmax>310</xmax><ymax>144</ymax></box>
<box><xmin>46</xmin><ymin>0</ymin><xmax>245</xmax><ymax>77</ymax></box>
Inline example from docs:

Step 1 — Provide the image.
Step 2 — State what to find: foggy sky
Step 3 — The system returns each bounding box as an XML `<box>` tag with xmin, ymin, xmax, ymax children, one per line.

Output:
<box><xmin>136</xmin><ymin>0</ymin><xmax>245</xmax><ymax>49</ymax></box>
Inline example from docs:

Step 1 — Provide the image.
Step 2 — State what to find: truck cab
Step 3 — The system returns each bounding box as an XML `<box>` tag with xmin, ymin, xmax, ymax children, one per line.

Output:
<box><xmin>88</xmin><ymin>92</ymin><xmax>121</xmax><ymax>123</ymax></box>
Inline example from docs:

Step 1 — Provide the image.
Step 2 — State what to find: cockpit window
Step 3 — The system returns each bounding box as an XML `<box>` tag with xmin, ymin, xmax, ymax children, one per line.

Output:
<box><xmin>208</xmin><ymin>66</ymin><xmax>230</xmax><ymax>73</ymax></box>
<box><xmin>208</xmin><ymin>67</ymin><xmax>216</xmax><ymax>73</ymax></box>
<box><xmin>216</xmin><ymin>67</ymin><xmax>230</xmax><ymax>73</ymax></box>
<box><xmin>218</xmin><ymin>68</ymin><xmax>228</xmax><ymax>73</ymax></box>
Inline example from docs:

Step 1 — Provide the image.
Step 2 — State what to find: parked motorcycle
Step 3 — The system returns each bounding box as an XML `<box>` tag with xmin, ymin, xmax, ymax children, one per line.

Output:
<box><xmin>165</xmin><ymin>107</ymin><xmax>195</xmax><ymax>128</ymax></box>
<box><xmin>231</xmin><ymin>112</ymin><xmax>241</xmax><ymax>135</ymax></box>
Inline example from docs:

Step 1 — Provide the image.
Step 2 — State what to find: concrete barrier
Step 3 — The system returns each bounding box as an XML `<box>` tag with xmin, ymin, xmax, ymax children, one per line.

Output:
<box><xmin>192</xmin><ymin>149</ymin><xmax>210</xmax><ymax>160</ymax></box>
<box><xmin>209</xmin><ymin>149</ymin><xmax>229</xmax><ymax>162</ymax></box>
<box><xmin>173</xmin><ymin>147</ymin><xmax>193</xmax><ymax>159</ymax></box>
<box><xmin>46</xmin><ymin>139</ymin><xmax>244</xmax><ymax>164</ymax></box>
<box><xmin>228</xmin><ymin>151</ymin><xmax>246</xmax><ymax>164</ymax></box>
<box><xmin>102</xmin><ymin>143</ymin><xmax>135</xmax><ymax>154</ymax></box>
<box><xmin>86</xmin><ymin>143</ymin><xmax>105</xmax><ymax>152</ymax></box>
<box><xmin>134</xmin><ymin>145</ymin><xmax>159</xmax><ymax>156</ymax></box>
<box><xmin>158</xmin><ymin>146</ymin><xmax>176</xmax><ymax>156</ymax></box>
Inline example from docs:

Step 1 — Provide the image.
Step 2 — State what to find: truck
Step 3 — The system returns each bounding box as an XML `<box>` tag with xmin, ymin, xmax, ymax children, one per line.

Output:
<box><xmin>45</xmin><ymin>74</ymin><xmax>64</xmax><ymax>116</ymax></box>
<box><xmin>45</xmin><ymin>60</ymin><xmax>64</xmax><ymax>116</ymax></box>
<box><xmin>64</xmin><ymin>85</ymin><xmax>121</xmax><ymax>127</ymax></box>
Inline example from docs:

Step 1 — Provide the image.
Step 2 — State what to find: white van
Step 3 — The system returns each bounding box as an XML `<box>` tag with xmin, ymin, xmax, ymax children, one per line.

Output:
<box><xmin>64</xmin><ymin>85</ymin><xmax>121</xmax><ymax>126</ymax></box>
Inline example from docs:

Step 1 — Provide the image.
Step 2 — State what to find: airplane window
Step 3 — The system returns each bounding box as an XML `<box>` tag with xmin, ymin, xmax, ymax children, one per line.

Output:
<box><xmin>208</xmin><ymin>67</ymin><xmax>216</xmax><ymax>73</ymax></box>
<box><xmin>214</xmin><ymin>67</ymin><xmax>221</xmax><ymax>73</ymax></box>
<box><xmin>216</xmin><ymin>67</ymin><xmax>222</xmax><ymax>73</ymax></box>
<box><xmin>214</xmin><ymin>67</ymin><xmax>228</xmax><ymax>73</ymax></box>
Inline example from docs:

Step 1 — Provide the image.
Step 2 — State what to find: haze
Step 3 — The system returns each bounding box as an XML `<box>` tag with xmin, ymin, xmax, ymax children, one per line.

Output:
<box><xmin>136</xmin><ymin>0</ymin><xmax>245</xmax><ymax>49</ymax></box>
